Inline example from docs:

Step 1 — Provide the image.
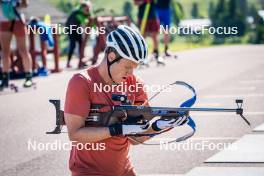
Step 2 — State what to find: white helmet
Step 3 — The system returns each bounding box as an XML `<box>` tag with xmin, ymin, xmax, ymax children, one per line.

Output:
<box><xmin>106</xmin><ymin>25</ymin><xmax>148</xmax><ymax>64</ymax></box>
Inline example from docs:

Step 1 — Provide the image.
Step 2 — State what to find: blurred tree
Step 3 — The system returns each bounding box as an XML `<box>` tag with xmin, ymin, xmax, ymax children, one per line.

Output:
<box><xmin>211</xmin><ymin>0</ymin><xmax>248</xmax><ymax>42</ymax></box>
<box><xmin>255</xmin><ymin>14</ymin><xmax>264</xmax><ymax>44</ymax></box>
<box><xmin>191</xmin><ymin>2</ymin><xmax>199</xmax><ymax>18</ymax></box>
<box><xmin>261</xmin><ymin>0</ymin><xmax>264</xmax><ymax>9</ymax></box>
<box><xmin>208</xmin><ymin>1</ymin><xmax>215</xmax><ymax>19</ymax></box>
<box><xmin>57</xmin><ymin>0</ymin><xmax>79</xmax><ymax>14</ymax></box>
<box><xmin>215</xmin><ymin>0</ymin><xmax>226</xmax><ymax>16</ymax></box>
<box><xmin>238</xmin><ymin>0</ymin><xmax>248</xmax><ymax>16</ymax></box>
<box><xmin>227</xmin><ymin>0</ymin><xmax>236</xmax><ymax>18</ymax></box>
<box><xmin>171</xmin><ymin>1</ymin><xmax>184</xmax><ymax>26</ymax></box>
<box><xmin>227</xmin><ymin>0</ymin><xmax>247</xmax><ymax>36</ymax></box>
<box><xmin>248</xmin><ymin>4</ymin><xmax>264</xmax><ymax>44</ymax></box>
<box><xmin>123</xmin><ymin>1</ymin><xmax>134</xmax><ymax>22</ymax></box>
<box><xmin>210</xmin><ymin>0</ymin><xmax>227</xmax><ymax>43</ymax></box>
<box><xmin>248</xmin><ymin>4</ymin><xmax>258</xmax><ymax>17</ymax></box>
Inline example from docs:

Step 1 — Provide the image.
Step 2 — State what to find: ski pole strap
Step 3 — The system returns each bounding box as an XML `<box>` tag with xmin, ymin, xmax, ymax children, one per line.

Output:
<box><xmin>174</xmin><ymin>81</ymin><xmax>197</xmax><ymax>142</ymax></box>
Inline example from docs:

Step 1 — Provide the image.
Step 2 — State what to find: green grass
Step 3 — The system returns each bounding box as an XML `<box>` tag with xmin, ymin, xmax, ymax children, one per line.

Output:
<box><xmin>47</xmin><ymin>0</ymin><xmax>263</xmax><ymax>53</ymax></box>
<box><xmin>178</xmin><ymin>0</ymin><xmax>262</xmax><ymax>19</ymax></box>
<box><xmin>47</xmin><ymin>0</ymin><xmax>263</xmax><ymax>20</ymax></box>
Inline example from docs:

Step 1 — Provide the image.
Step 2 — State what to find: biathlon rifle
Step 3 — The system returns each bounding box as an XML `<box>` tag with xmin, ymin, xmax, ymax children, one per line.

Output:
<box><xmin>46</xmin><ymin>81</ymin><xmax>250</xmax><ymax>143</ymax></box>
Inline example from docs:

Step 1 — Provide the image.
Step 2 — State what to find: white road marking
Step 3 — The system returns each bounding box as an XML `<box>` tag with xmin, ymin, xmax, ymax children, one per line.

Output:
<box><xmin>239</xmin><ymin>79</ymin><xmax>264</xmax><ymax>84</ymax></box>
<box><xmin>253</xmin><ymin>123</ymin><xmax>264</xmax><ymax>132</ymax></box>
<box><xmin>228</xmin><ymin>86</ymin><xmax>256</xmax><ymax>91</ymax></box>
<box><xmin>203</xmin><ymin>93</ymin><xmax>264</xmax><ymax>98</ymax></box>
<box><xmin>186</xmin><ymin>167</ymin><xmax>264</xmax><ymax>176</ymax></box>
<box><xmin>205</xmin><ymin>134</ymin><xmax>264</xmax><ymax>163</ymax></box>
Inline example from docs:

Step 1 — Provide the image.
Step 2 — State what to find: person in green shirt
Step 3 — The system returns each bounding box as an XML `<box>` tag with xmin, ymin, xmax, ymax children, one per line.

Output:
<box><xmin>65</xmin><ymin>0</ymin><xmax>91</xmax><ymax>69</ymax></box>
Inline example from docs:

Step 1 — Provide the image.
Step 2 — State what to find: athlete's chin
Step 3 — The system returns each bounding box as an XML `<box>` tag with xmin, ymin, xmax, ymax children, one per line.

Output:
<box><xmin>119</xmin><ymin>77</ymin><xmax>127</xmax><ymax>83</ymax></box>
<box><xmin>122</xmin><ymin>76</ymin><xmax>128</xmax><ymax>82</ymax></box>
<box><xmin>113</xmin><ymin>76</ymin><xmax>127</xmax><ymax>84</ymax></box>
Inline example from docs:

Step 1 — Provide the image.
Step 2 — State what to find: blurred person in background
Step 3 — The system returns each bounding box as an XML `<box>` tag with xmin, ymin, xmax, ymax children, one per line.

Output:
<box><xmin>0</xmin><ymin>0</ymin><xmax>33</xmax><ymax>90</ymax></box>
<box><xmin>28</xmin><ymin>17</ymin><xmax>55</xmax><ymax>76</ymax></box>
<box><xmin>65</xmin><ymin>0</ymin><xmax>92</xmax><ymax>69</ymax></box>
<box><xmin>156</xmin><ymin>0</ymin><xmax>176</xmax><ymax>58</ymax></box>
<box><xmin>134</xmin><ymin>0</ymin><xmax>164</xmax><ymax>64</ymax></box>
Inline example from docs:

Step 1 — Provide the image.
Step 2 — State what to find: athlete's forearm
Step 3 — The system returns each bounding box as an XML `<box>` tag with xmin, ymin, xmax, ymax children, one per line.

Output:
<box><xmin>65</xmin><ymin>113</ymin><xmax>112</xmax><ymax>143</ymax></box>
<box><xmin>129</xmin><ymin>136</ymin><xmax>151</xmax><ymax>145</ymax></box>
<box><xmin>69</xmin><ymin>127</ymin><xmax>111</xmax><ymax>144</ymax></box>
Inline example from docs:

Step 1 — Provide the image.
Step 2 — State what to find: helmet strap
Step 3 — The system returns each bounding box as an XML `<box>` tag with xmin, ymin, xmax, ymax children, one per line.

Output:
<box><xmin>107</xmin><ymin>55</ymin><xmax>122</xmax><ymax>84</ymax></box>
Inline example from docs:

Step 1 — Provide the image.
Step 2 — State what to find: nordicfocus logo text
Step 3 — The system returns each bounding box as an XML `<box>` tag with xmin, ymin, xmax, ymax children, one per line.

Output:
<box><xmin>159</xmin><ymin>139</ymin><xmax>237</xmax><ymax>151</ymax></box>
<box><xmin>27</xmin><ymin>24</ymin><xmax>106</xmax><ymax>35</ymax></box>
<box><xmin>27</xmin><ymin>139</ymin><xmax>106</xmax><ymax>151</ymax></box>
<box><xmin>160</xmin><ymin>25</ymin><xmax>238</xmax><ymax>35</ymax></box>
<box><xmin>93</xmin><ymin>82</ymin><xmax>172</xmax><ymax>93</ymax></box>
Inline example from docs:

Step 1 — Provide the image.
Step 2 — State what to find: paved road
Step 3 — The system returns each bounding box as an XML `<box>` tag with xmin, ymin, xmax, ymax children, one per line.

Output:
<box><xmin>0</xmin><ymin>45</ymin><xmax>263</xmax><ymax>175</ymax></box>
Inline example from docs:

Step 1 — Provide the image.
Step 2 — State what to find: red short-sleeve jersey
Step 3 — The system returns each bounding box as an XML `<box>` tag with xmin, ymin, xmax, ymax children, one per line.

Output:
<box><xmin>64</xmin><ymin>66</ymin><xmax>148</xmax><ymax>176</ymax></box>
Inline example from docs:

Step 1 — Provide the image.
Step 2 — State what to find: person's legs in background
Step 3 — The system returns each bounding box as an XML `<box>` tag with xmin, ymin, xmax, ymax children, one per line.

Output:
<box><xmin>151</xmin><ymin>31</ymin><xmax>159</xmax><ymax>59</ymax></box>
<box><xmin>164</xmin><ymin>31</ymin><xmax>170</xmax><ymax>56</ymax></box>
<box><xmin>77</xmin><ymin>33</ymin><xmax>87</xmax><ymax>69</ymax></box>
<box><xmin>157</xmin><ymin>8</ymin><xmax>172</xmax><ymax>57</ymax></box>
<box><xmin>67</xmin><ymin>33</ymin><xmax>87</xmax><ymax>69</ymax></box>
<box><xmin>147</xmin><ymin>19</ymin><xmax>163</xmax><ymax>63</ymax></box>
<box><xmin>67</xmin><ymin>34</ymin><xmax>76</xmax><ymax>68</ymax></box>
<box><xmin>15</xmin><ymin>21</ymin><xmax>33</xmax><ymax>88</ymax></box>
<box><xmin>16</xmin><ymin>35</ymin><xmax>33</xmax><ymax>87</ymax></box>
<box><xmin>0</xmin><ymin>31</ymin><xmax>12</xmax><ymax>90</ymax></box>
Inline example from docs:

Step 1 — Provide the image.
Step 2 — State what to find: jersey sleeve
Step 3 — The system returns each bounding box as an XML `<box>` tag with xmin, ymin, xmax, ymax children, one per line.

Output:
<box><xmin>64</xmin><ymin>74</ymin><xmax>91</xmax><ymax>118</ymax></box>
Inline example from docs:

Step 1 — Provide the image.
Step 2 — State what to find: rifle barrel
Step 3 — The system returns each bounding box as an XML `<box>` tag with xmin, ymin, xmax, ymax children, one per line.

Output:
<box><xmin>114</xmin><ymin>105</ymin><xmax>240</xmax><ymax>113</ymax></box>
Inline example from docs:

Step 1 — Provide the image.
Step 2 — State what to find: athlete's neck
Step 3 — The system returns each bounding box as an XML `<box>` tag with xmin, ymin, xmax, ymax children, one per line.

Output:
<box><xmin>97</xmin><ymin>59</ymin><xmax>114</xmax><ymax>85</ymax></box>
